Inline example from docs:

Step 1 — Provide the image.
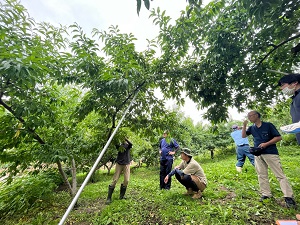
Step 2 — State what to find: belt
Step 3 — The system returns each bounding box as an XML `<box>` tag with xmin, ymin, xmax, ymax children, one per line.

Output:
<box><xmin>238</xmin><ymin>144</ymin><xmax>249</xmax><ymax>147</ymax></box>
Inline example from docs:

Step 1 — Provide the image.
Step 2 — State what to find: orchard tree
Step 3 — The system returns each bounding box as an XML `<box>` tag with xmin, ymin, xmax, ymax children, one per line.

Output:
<box><xmin>0</xmin><ymin>0</ymin><xmax>188</xmax><ymax>195</ymax></box>
<box><xmin>0</xmin><ymin>0</ymin><xmax>72</xmax><ymax>184</ymax></box>
<box><xmin>0</xmin><ymin>1</ymin><xmax>116</xmax><ymax>195</ymax></box>
<box><xmin>148</xmin><ymin>0</ymin><xmax>300</xmax><ymax>123</ymax></box>
<box><xmin>136</xmin><ymin>0</ymin><xmax>202</xmax><ymax>15</ymax></box>
<box><xmin>2</xmin><ymin>0</ymin><xmax>299</xmax><ymax>199</ymax></box>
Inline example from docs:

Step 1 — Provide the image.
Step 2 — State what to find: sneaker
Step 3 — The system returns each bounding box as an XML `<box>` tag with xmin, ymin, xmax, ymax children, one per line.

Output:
<box><xmin>285</xmin><ymin>197</ymin><xmax>296</xmax><ymax>208</ymax></box>
<box><xmin>236</xmin><ymin>166</ymin><xmax>242</xmax><ymax>173</ymax></box>
<box><xmin>280</xmin><ymin>122</ymin><xmax>300</xmax><ymax>134</ymax></box>
<box><xmin>259</xmin><ymin>196</ymin><xmax>271</xmax><ymax>202</ymax></box>
<box><xmin>192</xmin><ymin>191</ymin><xmax>202</xmax><ymax>199</ymax></box>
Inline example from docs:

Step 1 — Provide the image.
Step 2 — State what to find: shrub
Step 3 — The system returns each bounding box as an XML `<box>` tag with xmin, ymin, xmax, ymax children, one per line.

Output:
<box><xmin>0</xmin><ymin>170</ymin><xmax>61</xmax><ymax>218</ymax></box>
<box><xmin>280</xmin><ymin>134</ymin><xmax>298</xmax><ymax>146</ymax></box>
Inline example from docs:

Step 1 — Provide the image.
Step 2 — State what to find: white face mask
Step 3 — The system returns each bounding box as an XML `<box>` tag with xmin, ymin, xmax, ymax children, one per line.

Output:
<box><xmin>282</xmin><ymin>86</ymin><xmax>295</xmax><ymax>96</ymax></box>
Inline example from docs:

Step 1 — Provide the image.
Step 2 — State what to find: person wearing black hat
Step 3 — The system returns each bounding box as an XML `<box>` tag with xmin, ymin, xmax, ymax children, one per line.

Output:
<box><xmin>230</xmin><ymin>124</ymin><xmax>255</xmax><ymax>172</ymax></box>
<box><xmin>278</xmin><ymin>73</ymin><xmax>300</xmax><ymax>144</ymax></box>
<box><xmin>278</xmin><ymin>73</ymin><xmax>300</xmax><ymax>216</ymax></box>
<box><xmin>164</xmin><ymin>148</ymin><xmax>207</xmax><ymax>199</ymax></box>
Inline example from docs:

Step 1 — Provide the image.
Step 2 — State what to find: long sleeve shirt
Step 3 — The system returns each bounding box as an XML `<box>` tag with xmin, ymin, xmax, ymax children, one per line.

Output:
<box><xmin>175</xmin><ymin>158</ymin><xmax>207</xmax><ymax>185</ymax></box>
<box><xmin>116</xmin><ymin>139</ymin><xmax>132</xmax><ymax>165</ymax></box>
<box><xmin>291</xmin><ymin>88</ymin><xmax>300</xmax><ymax>144</ymax></box>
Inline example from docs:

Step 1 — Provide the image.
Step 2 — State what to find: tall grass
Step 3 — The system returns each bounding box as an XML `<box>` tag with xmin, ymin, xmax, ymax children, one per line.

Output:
<box><xmin>1</xmin><ymin>146</ymin><xmax>299</xmax><ymax>225</ymax></box>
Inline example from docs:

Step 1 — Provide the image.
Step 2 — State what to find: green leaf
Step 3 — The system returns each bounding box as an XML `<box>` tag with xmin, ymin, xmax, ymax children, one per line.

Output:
<box><xmin>137</xmin><ymin>0</ymin><xmax>141</xmax><ymax>15</ymax></box>
<box><xmin>143</xmin><ymin>0</ymin><xmax>150</xmax><ymax>10</ymax></box>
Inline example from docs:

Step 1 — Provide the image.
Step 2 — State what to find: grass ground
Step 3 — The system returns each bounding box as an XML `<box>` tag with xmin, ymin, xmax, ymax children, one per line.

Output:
<box><xmin>1</xmin><ymin>146</ymin><xmax>299</xmax><ymax>225</ymax></box>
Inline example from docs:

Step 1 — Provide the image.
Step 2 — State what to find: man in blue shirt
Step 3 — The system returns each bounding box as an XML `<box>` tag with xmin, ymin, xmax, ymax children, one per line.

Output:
<box><xmin>159</xmin><ymin>130</ymin><xmax>179</xmax><ymax>190</ymax></box>
<box><xmin>242</xmin><ymin>111</ymin><xmax>296</xmax><ymax>208</ymax></box>
<box><xmin>230</xmin><ymin>124</ymin><xmax>254</xmax><ymax>172</ymax></box>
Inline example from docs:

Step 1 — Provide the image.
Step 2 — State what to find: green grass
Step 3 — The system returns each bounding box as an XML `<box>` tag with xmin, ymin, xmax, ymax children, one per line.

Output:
<box><xmin>1</xmin><ymin>146</ymin><xmax>300</xmax><ymax>225</ymax></box>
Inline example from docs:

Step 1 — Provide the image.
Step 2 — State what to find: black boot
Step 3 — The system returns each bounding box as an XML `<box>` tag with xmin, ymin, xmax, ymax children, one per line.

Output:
<box><xmin>105</xmin><ymin>185</ymin><xmax>114</xmax><ymax>205</ymax></box>
<box><xmin>120</xmin><ymin>184</ymin><xmax>127</xmax><ymax>199</ymax></box>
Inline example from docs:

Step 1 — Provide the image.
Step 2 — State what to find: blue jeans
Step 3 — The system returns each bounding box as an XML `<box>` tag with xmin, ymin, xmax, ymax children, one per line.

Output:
<box><xmin>236</xmin><ymin>145</ymin><xmax>255</xmax><ymax>167</ymax></box>
<box><xmin>160</xmin><ymin>159</ymin><xmax>173</xmax><ymax>189</ymax></box>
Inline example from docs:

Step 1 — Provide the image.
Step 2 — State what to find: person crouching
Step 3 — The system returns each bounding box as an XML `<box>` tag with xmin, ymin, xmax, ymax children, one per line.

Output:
<box><xmin>164</xmin><ymin>148</ymin><xmax>207</xmax><ymax>199</ymax></box>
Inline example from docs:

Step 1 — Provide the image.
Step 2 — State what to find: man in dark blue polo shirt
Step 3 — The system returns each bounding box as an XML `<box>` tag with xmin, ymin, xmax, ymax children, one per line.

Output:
<box><xmin>242</xmin><ymin>111</ymin><xmax>296</xmax><ymax>208</ymax></box>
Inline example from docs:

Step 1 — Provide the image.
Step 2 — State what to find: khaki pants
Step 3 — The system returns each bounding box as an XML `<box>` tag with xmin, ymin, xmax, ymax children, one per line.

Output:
<box><xmin>111</xmin><ymin>163</ymin><xmax>130</xmax><ymax>187</ymax></box>
<box><xmin>255</xmin><ymin>154</ymin><xmax>293</xmax><ymax>197</ymax></box>
<box><xmin>191</xmin><ymin>175</ymin><xmax>206</xmax><ymax>192</ymax></box>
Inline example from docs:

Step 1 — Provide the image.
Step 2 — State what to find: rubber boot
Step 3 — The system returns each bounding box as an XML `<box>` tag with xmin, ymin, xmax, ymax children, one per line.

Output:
<box><xmin>105</xmin><ymin>185</ymin><xmax>114</xmax><ymax>205</ymax></box>
<box><xmin>120</xmin><ymin>184</ymin><xmax>127</xmax><ymax>199</ymax></box>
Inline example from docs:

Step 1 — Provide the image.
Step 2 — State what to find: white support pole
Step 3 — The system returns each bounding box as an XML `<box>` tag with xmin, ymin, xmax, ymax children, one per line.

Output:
<box><xmin>58</xmin><ymin>91</ymin><xmax>139</xmax><ymax>225</ymax></box>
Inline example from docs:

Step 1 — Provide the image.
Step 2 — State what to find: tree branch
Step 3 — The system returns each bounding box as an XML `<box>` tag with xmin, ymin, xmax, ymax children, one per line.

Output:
<box><xmin>253</xmin><ymin>33</ymin><xmax>300</xmax><ymax>69</ymax></box>
<box><xmin>0</xmin><ymin>98</ymin><xmax>46</xmax><ymax>144</ymax></box>
<box><xmin>117</xmin><ymin>81</ymin><xmax>146</xmax><ymax>113</ymax></box>
<box><xmin>106</xmin><ymin>81</ymin><xmax>146</xmax><ymax>142</ymax></box>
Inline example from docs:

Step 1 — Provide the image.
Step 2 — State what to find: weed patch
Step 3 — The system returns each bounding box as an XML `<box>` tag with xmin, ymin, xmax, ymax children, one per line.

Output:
<box><xmin>1</xmin><ymin>146</ymin><xmax>299</xmax><ymax>225</ymax></box>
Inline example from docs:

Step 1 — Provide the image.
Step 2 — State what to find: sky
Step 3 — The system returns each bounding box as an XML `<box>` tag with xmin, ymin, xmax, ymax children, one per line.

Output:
<box><xmin>19</xmin><ymin>0</ymin><xmax>245</xmax><ymax>124</ymax></box>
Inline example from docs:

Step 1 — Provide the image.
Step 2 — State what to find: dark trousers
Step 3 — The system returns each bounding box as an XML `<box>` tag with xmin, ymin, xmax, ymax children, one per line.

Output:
<box><xmin>174</xmin><ymin>169</ymin><xmax>199</xmax><ymax>192</ymax></box>
<box><xmin>160</xmin><ymin>159</ymin><xmax>173</xmax><ymax>189</ymax></box>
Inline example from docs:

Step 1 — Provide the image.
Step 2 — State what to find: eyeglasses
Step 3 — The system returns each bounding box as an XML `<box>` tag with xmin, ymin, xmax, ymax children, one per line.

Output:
<box><xmin>247</xmin><ymin>113</ymin><xmax>257</xmax><ymax>118</ymax></box>
<box><xmin>280</xmin><ymin>83</ymin><xmax>288</xmax><ymax>87</ymax></box>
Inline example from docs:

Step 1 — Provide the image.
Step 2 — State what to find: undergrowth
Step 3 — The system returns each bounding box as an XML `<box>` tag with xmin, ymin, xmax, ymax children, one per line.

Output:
<box><xmin>1</xmin><ymin>146</ymin><xmax>299</xmax><ymax>225</ymax></box>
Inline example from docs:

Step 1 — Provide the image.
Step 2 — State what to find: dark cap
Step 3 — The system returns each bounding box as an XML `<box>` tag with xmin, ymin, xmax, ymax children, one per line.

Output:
<box><xmin>232</xmin><ymin>124</ymin><xmax>238</xmax><ymax>129</ymax></box>
<box><xmin>278</xmin><ymin>74</ymin><xmax>298</xmax><ymax>86</ymax></box>
<box><xmin>180</xmin><ymin>148</ymin><xmax>192</xmax><ymax>157</ymax></box>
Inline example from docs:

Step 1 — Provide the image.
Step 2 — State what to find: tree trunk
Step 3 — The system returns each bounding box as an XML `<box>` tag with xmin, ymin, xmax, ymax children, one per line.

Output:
<box><xmin>107</xmin><ymin>161</ymin><xmax>114</xmax><ymax>174</ymax></box>
<box><xmin>57</xmin><ymin>160</ymin><xmax>73</xmax><ymax>195</ymax></box>
<box><xmin>71</xmin><ymin>158</ymin><xmax>77</xmax><ymax>196</ymax></box>
<box><xmin>210</xmin><ymin>150</ymin><xmax>214</xmax><ymax>159</ymax></box>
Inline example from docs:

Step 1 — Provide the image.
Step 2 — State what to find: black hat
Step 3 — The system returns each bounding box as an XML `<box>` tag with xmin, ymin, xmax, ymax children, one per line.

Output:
<box><xmin>180</xmin><ymin>148</ymin><xmax>192</xmax><ymax>157</ymax></box>
<box><xmin>278</xmin><ymin>74</ymin><xmax>298</xmax><ymax>86</ymax></box>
